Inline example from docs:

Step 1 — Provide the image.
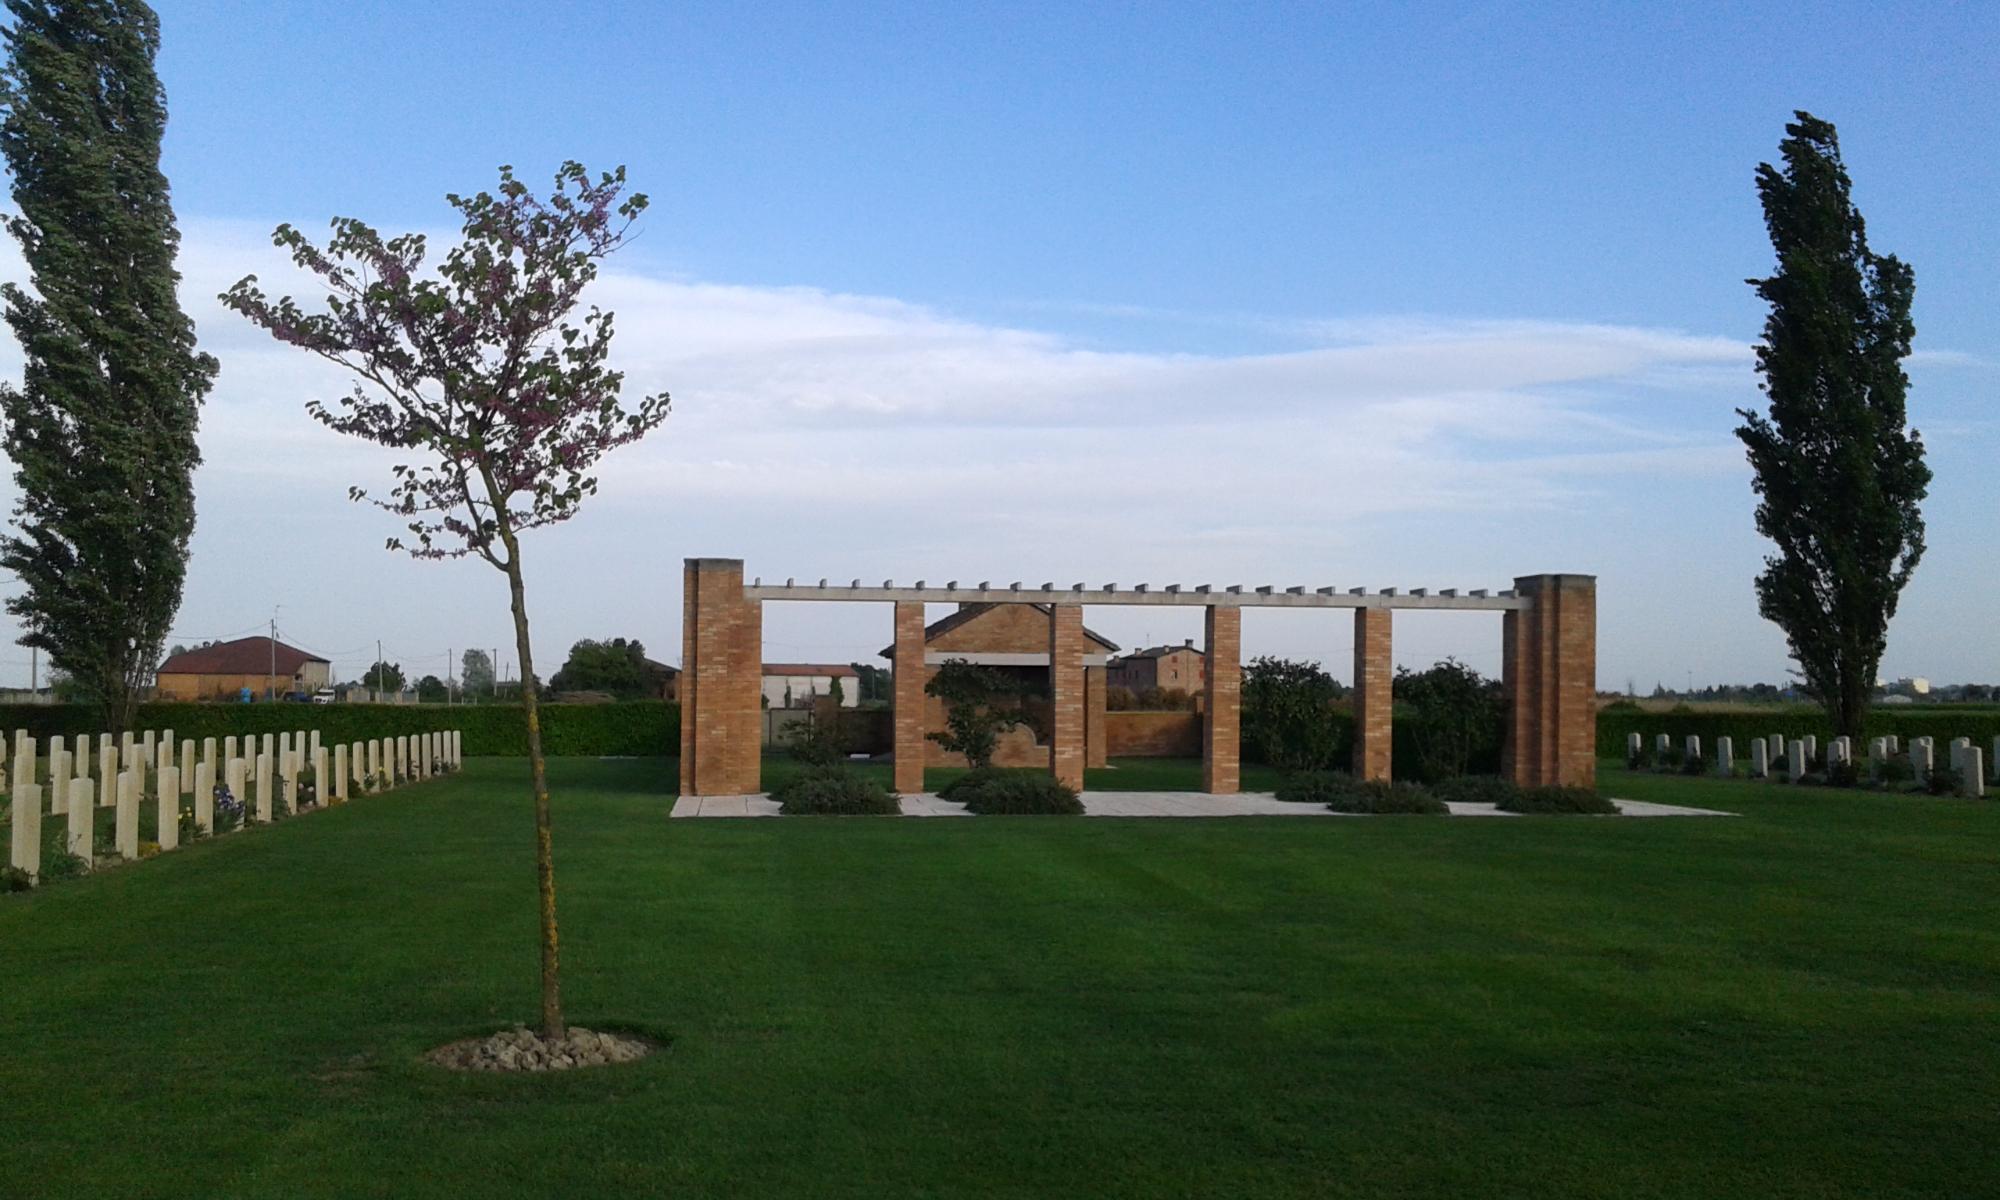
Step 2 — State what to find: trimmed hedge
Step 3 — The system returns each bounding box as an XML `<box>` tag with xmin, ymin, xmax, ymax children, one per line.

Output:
<box><xmin>1595</xmin><ymin>707</ymin><xmax>2000</xmax><ymax>758</ymax></box>
<box><xmin>0</xmin><ymin>701</ymin><xmax>677</xmax><ymax>758</ymax></box>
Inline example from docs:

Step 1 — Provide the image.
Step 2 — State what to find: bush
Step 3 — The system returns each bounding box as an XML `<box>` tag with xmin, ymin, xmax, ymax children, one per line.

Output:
<box><xmin>1273</xmin><ymin>770</ymin><xmax>1356</xmax><ymax>805</ymax></box>
<box><xmin>955</xmin><ymin>773</ymin><xmax>1084</xmax><ymax>815</ymax></box>
<box><xmin>1242</xmin><ymin>657</ymin><xmax>1348</xmax><ymax>772</ymax></box>
<box><xmin>1394</xmin><ymin>658</ymin><xmax>1505</xmax><ymax>783</ymax></box>
<box><xmin>1678</xmin><ymin>754</ymin><xmax>1707</xmax><ymax>776</ymax></box>
<box><xmin>1323</xmin><ymin>779</ymin><xmax>1448</xmax><ymax>815</ymax></box>
<box><xmin>39</xmin><ymin>850</ymin><xmax>86</xmax><ymax>881</ymax></box>
<box><xmin>1926</xmin><ymin>766</ymin><xmax>1963</xmax><ymax>797</ymax></box>
<box><xmin>771</xmin><ymin>766</ymin><xmax>900</xmax><ymax>815</ymax></box>
<box><xmin>1430</xmin><ymin>774</ymin><xmax>1519</xmax><ymax>806</ymax></box>
<box><xmin>935</xmin><ymin>768</ymin><xmax>1004</xmax><ymax>803</ymax></box>
<box><xmin>783</xmin><ymin>714</ymin><xmax>846</xmax><ymax>767</ymax></box>
<box><xmin>1826</xmin><ymin>760</ymin><xmax>1861</xmax><ymax>788</ymax></box>
<box><xmin>1499</xmin><ymin>786</ymin><xmax>1618</xmax><ymax>815</ymax></box>
<box><xmin>2</xmin><ymin>865</ymin><xmax>31</xmax><ymax>892</ymax></box>
<box><xmin>1876</xmin><ymin>755</ymin><xmax>1916</xmax><ymax>786</ymax></box>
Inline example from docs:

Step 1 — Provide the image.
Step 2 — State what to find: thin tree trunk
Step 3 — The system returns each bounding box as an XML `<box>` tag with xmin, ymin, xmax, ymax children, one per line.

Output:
<box><xmin>501</xmin><ymin>544</ymin><xmax>563</xmax><ymax>1040</ymax></box>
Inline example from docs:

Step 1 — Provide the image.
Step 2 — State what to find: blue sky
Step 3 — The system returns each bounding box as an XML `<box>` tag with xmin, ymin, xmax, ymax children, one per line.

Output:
<box><xmin>3</xmin><ymin>1</ymin><xmax>1995</xmax><ymax>689</ymax></box>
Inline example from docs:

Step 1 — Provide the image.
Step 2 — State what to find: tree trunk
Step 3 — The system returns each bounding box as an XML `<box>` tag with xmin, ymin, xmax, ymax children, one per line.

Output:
<box><xmin>502</xmin><ymin>548</ymin><xmax>563</xmax><ymax>1040</ymax></box>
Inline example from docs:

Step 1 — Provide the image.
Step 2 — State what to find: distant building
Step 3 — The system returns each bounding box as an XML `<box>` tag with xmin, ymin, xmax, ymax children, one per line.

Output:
<box><xmin>1108</xmin><ymin>639</ymin><xmax>1206</xmax><ymax>695</ymax></box>
<box><xmin>762</xmin><ymin>663</ymin><xmax>860</xmax><ymax>709</ymax></box>
<box><xmin>642</xmin><ymin>658</ymin><xmax>680</xmax><ymax>701</ymax></box>
<box><xmin>156</xmin><ymin>637</ymin><xmax>332</xmax><ymax>701</ymax></box>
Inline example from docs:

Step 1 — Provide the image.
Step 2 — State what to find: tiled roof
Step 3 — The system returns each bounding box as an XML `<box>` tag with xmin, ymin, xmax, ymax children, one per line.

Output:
<box><xmin>157</xmin><ymin>636</ymin><xmax>328</xmax><ymax>676</ymax></box>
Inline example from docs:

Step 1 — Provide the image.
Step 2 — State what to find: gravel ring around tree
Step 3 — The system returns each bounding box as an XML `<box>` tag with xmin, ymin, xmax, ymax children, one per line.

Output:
<box><xmin>426</xmin><ymin>1026</ymin><xmax>655</xmax><ymax>1072</ymax></box>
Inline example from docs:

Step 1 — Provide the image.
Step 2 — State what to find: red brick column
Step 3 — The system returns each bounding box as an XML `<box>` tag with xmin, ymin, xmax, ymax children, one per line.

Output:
<box><xmin>1202</xmin><ymin>605</ymin><xmax>1241</xmax><ymax>794</ymax></box>
<box><xmin>1352</xmin><ymin>607</ymin><xmax>1392</xmax><ymax>782</ymax></box>
<box><xmin>1084</xmin><ymin>665</ymin><xmax>1108</xmax><ymax>769</ymax></box>
<box><xmin>1050</xmin><ymin>605</ymin><xmax>1086</xmax><ymax>790</ymax></box>
<box><xmin>680</xmin><ymin>558</ymin><xmax>762</xmax><ymax>796</ymax></box>
<box><xmin>1502</xmin><ymin>574</ymin><xmax>1598</xmax><ymax>788</ymax></box>
<box><xmin>893</xmin><ymin>601</ymin><xmax>927</xmax><ymax>794</ymax></box>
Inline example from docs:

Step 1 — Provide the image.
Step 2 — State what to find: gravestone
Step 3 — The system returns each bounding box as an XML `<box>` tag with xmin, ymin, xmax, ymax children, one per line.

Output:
<box><xmin>1685</xmin><ymin>734</ymin><xmax>1701</xmax><ymax>761</ymax></box>
<box><xmin>334</xmin><ymin>744</ymin><xmax>349</xmax><ymax>803</ymax></box>
<box><xmin>314</xmin><ymin>747</ymin><xmax>329</xmax><ymax>808</ymax></box>
<box><xmin>157</xmin><ymin>766</ymin><xmax>180</xmax><ymax>851</ymax></box>
<box><xmin>1768</xmin><ymin>733</ymin><xmax>1784</xmax><ymax>761</ymax></box>
<box><xmin>282</xmin><ymin>749</ymin><xmax>298</xmax><ymax>815</ymax></box>
<box><xmin>9</xmin><ymin>782</ymin><xmax>40</xmax><ymax>883</ymax></box>
<box><xmin>66</xmin><ymin>776</ymin><xmax>92</xmax><ymax>865</ymax></box>
<box><xmin>194</xmin><ymin>761</ymin><xmax>214</xmax><ymax>835</ymax></box>
<box><xmin>116</xmin><ymin>770</ymin><xmax>138</xmax><ymax>860</ymax></box>
<box><xmin>1964</xmin><ymin>749</ymin><xmax>1987</xmax><ymax>799</ymax></box>
<box><xmin>1751</xmin><ymin>740</ymin><xmax>1769</xmax><ymax>778</ymax></box>
<box><xmin>226</xmin><ymin>758</ymin><xmax>247</xmax><ymax>830</ymax></box>
<box><xmin>255</xmin><ymin>754</ymin><xmax>273</xmax><ymax>823</ymax></box>
<box><xmin>1787</xmin><ymin>739</ymin><xmax>1807</xmax><ymax>781</ymax></box>
<box><xmin>1912</xmin><ymin>739</ymin><xmax>1933</xmax><ymax>782</ymax></box>
<box><xmin>98</xmin><ymin>744</ymin><xmax>117</xmax><ymax>806</ymax></box>
<box><xmin>180</xmin><ymin>740</ymin><xmax>196</xmax><ymax>797</ymax></box>
<box><xmin>1715</xmin><ymin>736</ymin><xmax>1733</xmax><ymax>776</ymax></box>
<box><xmin>1654</xmin><ymin>733</ymin><xmax>1670</xmax><ymax>757</ymax></box>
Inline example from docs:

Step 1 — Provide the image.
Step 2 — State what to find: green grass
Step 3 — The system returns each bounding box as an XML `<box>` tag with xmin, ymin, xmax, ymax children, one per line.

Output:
<box><xmin>4</xmin><ymin>758</ymin><xmax>1998</xmax><ymax>1197</ymax></box>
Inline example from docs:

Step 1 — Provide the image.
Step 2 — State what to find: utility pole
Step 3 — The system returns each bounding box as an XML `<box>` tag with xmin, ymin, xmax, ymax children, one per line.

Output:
<box><xmin>448</xmin><ymin>647</ymin><xmax>454</xmax><ymax>706</ymax></box>
<box><xmin>268</xmin><ymin>615</ymin><xmax>278</xmax><ymax>702</ymax></box>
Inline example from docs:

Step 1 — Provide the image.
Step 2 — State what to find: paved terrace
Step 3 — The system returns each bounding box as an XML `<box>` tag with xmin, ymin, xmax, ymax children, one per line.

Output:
<box><xmin>670</xmin><ymin>793</ymin><xmax>1733</xmax><ymax>819</ymax></box>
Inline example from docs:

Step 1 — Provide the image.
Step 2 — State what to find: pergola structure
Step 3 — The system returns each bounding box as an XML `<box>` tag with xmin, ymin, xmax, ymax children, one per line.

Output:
<box><xmin>679</xmin><ymin>558</ymin><xmax>1596</xmax><ymax>797</ymax></box>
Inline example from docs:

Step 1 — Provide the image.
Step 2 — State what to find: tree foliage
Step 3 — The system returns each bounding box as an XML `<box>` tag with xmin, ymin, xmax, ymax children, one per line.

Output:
<box><xmin>548</xmin><ymin>636</ymin><xmax>654</xmax><ymax>698</ymax></box>
<box><xmin>1241</xmin><ymin>656</ymin><xmax>1346</xmax><ymax>772</ymax></box>
<box><xmin>0</xmin><ymin>0</ymin><xmax>215</xmax><ymax>733</ymax></box>
<box><xmin>1393</xmin><ymin>657</ymin><xmax>1504</xmax><ymax>783</ymax></box>
<box><xmin>222</xmin><ymin>161</ymin><xmax>668</xmax><ymax>1039</ymax></box>
<box><xmin>357</xmin><ymin>661</ymin><xmax>405</xmax><ymax>694</ymax></box>
<box><xmin>414</xmin><ymin>674</ymin><xmax>447</xmax><ymax>703</ymax></box>
<box><xmin>925</xmin><ymin>658</ymin><xmax>1026</xmax><ymax>771</ymax></box>
<box><xmin>1737</xmin><ymin>112</ymin><xmax>1929</xmax><ymax>740</ymax></box>
<box><xmin>460</xmin><ymin>648</ymin><xmax>495</xmax><ymax>698</ymax></box>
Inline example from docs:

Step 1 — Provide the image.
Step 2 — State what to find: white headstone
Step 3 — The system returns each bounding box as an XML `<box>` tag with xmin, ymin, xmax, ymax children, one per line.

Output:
<box><xmin>1655</xmin><ymin>733</ymin><xmax>1670</xmax><ymax>757</ymax></box>
<box><xmin>194</xmin><ymin>760</ymin><xmax>214</xmax><ymax>835</ymax></box>
<box><xmin>1886</xmin><ymin>734</ymin><xmax>1900</xmax><ymax>754</ymax></box>
<box><xmin>115</xmin><ymin>769</ymin><xmax>138</xmax><ymax>859</ymax></box>
<box><xmin>98</xmin><ymin>743</ymin><xmax>117</xmax><ymax>805</ymax></box>
<box><xmin>157</xmin><ymin>766</ymin><xmax>180</xmax><ymax>851</ymax></box>
<box><xmin>1912</xmin><ymin>739</ymin><xmax>1933</xmax><ymax>782</ymax></box>
<box><xmin>67</xmin><ymin>775</ymin><xmax>93</xmax><ymax>865</ymax></box>
<box><xmin>1715</xmin><ymin>736</ymin><xmax>1733</xmax><ymax>776</ymax></box>
<box><xmin>282</xmin><ymin>749</ymin><xmax>298</xmax><ymax>815</ymax></box>
<box><xmin>1964</xmin><ymin>748</ymin><xmax>1987</xmax><ymax>799</ymax></box>
<box><xmin>334</xmin><ymin>744</ymin><xmax>349</xmax><ymax>802</ymax></box>
<box><xmin>1751</xmin><ymin>740</ymin><xmax>1769</xmax><ymax>778</ymax></box>
<box><xmin>9</xmin><ymin>782</ymin><xmax>40</xmax><ymax>883</ymax></box>
<box><xmin>226</xmin><ymin>758</ymin><xmax>247</xmax><ymax>831</ymax></box>
<box><xmin>255</xmin><ymin>754</ymin><xmax>273</xmax><ymax>823</ymax></box>
<box><xmin>1685</xmin><ymin>734</ymin><xmax>1701</xmax><ymax>761</ymax></box>
<box><xmin>1768</xmin><ymin>733</ymin><xmax>1784</xmax><ymax>761</ymax></box>
<box><xmin>313</xmin><ymin>746</ymin><xmax>328</xmax><ymax>808</ymax></box>
<box><xmin>224</xmin><ymin>735</ymin><xmax>238</xmax><ymax>765</ymax></box>
<box><xmin>179</xmin><ymin>739</ymin><xmax>195</xmax><ymax>797</ymax></box>
<box><xmin>1870</xmin><ymin>736</ymin><xmax>1888</xmax><ymax>765</ymax></box>
<box><xmin>1787</xmin><ymin>739</ymin><xmax>1807</xmax><ymax>782</ymax></box>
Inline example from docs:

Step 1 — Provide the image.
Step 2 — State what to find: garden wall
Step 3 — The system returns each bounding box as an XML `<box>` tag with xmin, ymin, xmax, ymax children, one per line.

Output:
<box><xmin>0</xmin><ymin>702</ymin><xmax>677</xmax><ymax>758</ymax></box>
<box><xmin>1106</xmin><ymin>711</ymin><xmax>1202</xmax><ymax>757</ymax></box>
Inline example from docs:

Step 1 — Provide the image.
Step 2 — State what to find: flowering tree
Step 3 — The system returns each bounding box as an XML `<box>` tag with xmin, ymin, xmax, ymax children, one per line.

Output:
<box><xmin>222</xmin><ymin>162</ymin><xmax>669</xmax><ymax>1038</ymax></box>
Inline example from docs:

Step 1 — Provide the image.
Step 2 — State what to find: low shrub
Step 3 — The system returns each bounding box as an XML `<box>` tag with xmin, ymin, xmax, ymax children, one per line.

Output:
<box><xmin>935</xmin><ymin>768</ymin><xmax>1004</xmax><ymax>802</ymax></box>
<box><xmin>1325</xmin><ymin>779</ymin><xmax>1447</xmax><ymax>815</ymax></box>
<box><xmin>956</xmin><ymin>773</ymin><xmax>1084</xmax><ymax>815</ymax></box>
<box><xmin>2</xmin><ymin>865</ymin><xmax>31</xmax><ymax>892</ymax></box>
<box><xmin>39</xmin><ymin>850</ymin><xmax>86</xmax><ymax>881</ymax></box>
<box><xmin>1430</xmin><ymin>774</ymin><xmax>1519</xmax><ymax>806</ymax></box>
<box><xmin>1826</xmin><ymin>760</ymin><xmax>1862</xmax><ymax>788</ymax></box>
<box><xmin>1926</xmin><ymin>766</ymin><xmax>1963</xmax><ymax>797</ymax></box>
<box><xmin>1273</xmin><ymin>770</ymin><xmax>1355</xmax><ymax>805</ymax></box>
<box><xmin>1678</xmin><ymin>755</ymin><xmax>1707</xmax><ymax>776</ymax></box>
<box><xmin>771</xmin><ymin>766</ymin><xmax>900</xmax><ymax>816</ymax></box>
<box><xmin>1876</xmin><ymin>755</ymin><xmax>1916</xmax><ymax>786</ymax></box>
<box><xmin>1499</xmin><ymin>786</ymin><xmax>1618</xmax><ymax>815</ymax></box>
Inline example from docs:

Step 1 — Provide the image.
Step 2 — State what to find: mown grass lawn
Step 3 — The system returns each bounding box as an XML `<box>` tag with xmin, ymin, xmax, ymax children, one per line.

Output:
<box><xmin>3</xmin><ymin>758</ymin><xmax>1997</xmax><ymax>1198</ymax></box>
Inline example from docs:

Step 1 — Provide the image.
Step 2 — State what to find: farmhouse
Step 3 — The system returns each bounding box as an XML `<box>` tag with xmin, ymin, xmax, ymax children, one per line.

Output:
<box><xmin>1108</xmin><ymin>639</ymin><xmax>1206</xmax><ymax>696</ymax></box>
<box><xmin>155</xmin><ymin>637</ymin><xmax>332</xmax><ymax>702</ymax></box>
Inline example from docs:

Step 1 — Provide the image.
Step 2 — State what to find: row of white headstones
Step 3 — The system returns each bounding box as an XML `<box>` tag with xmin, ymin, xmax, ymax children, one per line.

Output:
<box><xmin>1630</xmin><ymin>731</ymin><xmax>1991</xmax><ymax>797</ymax></box>
<box><xmin>5</xmin><ymin>728</ymin><xmax>464</xmax><ymax>886</ymax></box>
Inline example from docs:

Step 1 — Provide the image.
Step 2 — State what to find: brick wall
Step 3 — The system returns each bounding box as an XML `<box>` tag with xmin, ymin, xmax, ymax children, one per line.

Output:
<box><xmin>1202</xmin><ymin>606</ymin><xmax>1241</xmax><ymax>793</ymax></box>
<box><xmin>1502</xmin><ymin>574</ymin><xmax>1597</xmax><ymax>788</ymax></box>
<box><xmin>1107</xmin><ymin>711</ymin><xmax>1202</xmax><ymax>757</ymax></box>
<box><xmin>680</xmin><ymin>558</ymin><xmax>762</xmax><ymax>796</ymax></box>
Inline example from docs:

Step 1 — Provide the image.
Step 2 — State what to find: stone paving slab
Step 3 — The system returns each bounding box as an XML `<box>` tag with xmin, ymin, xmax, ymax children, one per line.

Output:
<box><xmin>669</xmin><ymin>792</ymin><xmax>1734</xmax><ymax>819</ymax></box>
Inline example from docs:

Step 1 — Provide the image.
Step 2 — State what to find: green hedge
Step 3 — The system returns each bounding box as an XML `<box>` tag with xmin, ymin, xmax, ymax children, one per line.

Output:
<box><xmin>0</xmin><ymin>701</ymin><xmax>678</xmax><ymax>758</ymax></box>
<box><xmin>1595</xmin><ymin>707</ymin><xmax>2000</xmax><ymax>758</ymax></box>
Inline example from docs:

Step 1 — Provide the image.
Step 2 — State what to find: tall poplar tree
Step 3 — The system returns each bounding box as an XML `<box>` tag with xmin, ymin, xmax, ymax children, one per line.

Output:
<box><xmin>0</xmin><ymin>0</ymin><xmax>214</xmax><ymax>731</ymax></box>
<box><xmin>1737</xmin><ymin>111</ymin><xmax>1928</xmax><ymax>740</ymax></box>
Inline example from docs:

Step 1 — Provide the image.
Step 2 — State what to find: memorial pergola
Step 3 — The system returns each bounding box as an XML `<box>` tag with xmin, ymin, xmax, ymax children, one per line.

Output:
<box><xmin>680</xmin><ymin>558</ymin><xmax>1596</xmax><ymax>797</ymax></box>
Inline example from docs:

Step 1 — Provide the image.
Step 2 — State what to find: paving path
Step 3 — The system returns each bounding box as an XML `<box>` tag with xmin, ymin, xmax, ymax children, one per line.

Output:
<box><xmin>669</xmin><ymin>792</ymin><xmax>1733</xmax><ymax>819</ymax></box>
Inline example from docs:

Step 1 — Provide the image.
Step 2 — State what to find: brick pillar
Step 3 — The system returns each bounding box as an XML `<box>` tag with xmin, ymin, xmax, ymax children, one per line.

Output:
<box><xmin>1502</xmin><ymin>574</ymin><xmax>1598</xmax><ymax>788</ymax></box>
<box><xmin>892</xmin><ymin>601</ymin><xmax>927</xmax><ymax>794</ymax></box>
<box><xmin>680</xmin><ymin>558</ymin><xmax>762</xmax><ymax>796</ymax></box>
<box><xmin>1084</xmin><ymin>665</ymin><xmax>1108</xmax><ymax>769</ymax></box>
<box><xmin>1352</xmin><ymin>607</ymin><xmax>1393</xmax><ymax>781</ymax></box>
<box><xmin>1202</xmin><ymin>605</ymin><xmax>1241</xmax><ymax>794</ymax></box>
<box><xmin>1050</xmin><ymin>605</ymin><xmax>1086</xmax><ymax>789</ymax></box>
